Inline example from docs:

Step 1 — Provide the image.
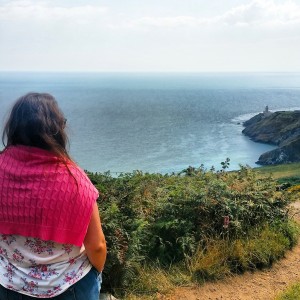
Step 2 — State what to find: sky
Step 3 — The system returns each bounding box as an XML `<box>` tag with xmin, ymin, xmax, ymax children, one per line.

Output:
<box><xmin>0</xmin><ymin>0</ymin><xmax>300</xmax><ymax>72</ymax></box>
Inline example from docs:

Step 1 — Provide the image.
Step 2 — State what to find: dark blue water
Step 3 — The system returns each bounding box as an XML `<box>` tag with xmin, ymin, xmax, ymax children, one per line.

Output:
<box><xmin>1</xmin><ymin>72</ymin><xmax>300</xmax><ymax>173</ymax></box>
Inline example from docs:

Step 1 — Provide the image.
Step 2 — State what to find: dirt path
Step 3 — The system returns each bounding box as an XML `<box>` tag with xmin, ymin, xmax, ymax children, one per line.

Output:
<box><xmin>160</xmin><ymin>202</ymin><xmax>300</xmax><ymax>300</ymax></box>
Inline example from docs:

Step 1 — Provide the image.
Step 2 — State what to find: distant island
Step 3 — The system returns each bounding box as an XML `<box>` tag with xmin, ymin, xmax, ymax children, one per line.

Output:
<box><xmin>242</xmin><ymin>107</ymin><xmax>300</xmax><ymax>165</ymax></box>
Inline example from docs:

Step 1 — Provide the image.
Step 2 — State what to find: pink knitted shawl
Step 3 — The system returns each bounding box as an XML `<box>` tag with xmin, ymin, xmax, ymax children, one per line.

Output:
<box><xmin>0</xmin><ymin>145</ymin><xmax>99</xmax><ymax>247</ymax></box>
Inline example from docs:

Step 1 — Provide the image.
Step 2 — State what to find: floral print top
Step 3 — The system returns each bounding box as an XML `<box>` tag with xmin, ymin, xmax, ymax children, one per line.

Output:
<box><xmin>0</xmin><ymin>234</ymin><xmax>92</xmax><ymax>298</ymax></box>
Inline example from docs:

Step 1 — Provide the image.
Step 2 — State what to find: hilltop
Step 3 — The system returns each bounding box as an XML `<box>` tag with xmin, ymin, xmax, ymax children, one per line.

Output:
<box><xmin>242</xmin><ymin>109</ymin><xmax>300</xmax><ymax>165</ymax></box>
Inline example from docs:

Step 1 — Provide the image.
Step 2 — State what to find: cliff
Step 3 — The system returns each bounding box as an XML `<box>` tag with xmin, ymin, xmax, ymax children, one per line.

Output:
<box><xmin>242</xmin><ymin>110</ymin><xmax>300</xmax><ymax>165</ymax></box>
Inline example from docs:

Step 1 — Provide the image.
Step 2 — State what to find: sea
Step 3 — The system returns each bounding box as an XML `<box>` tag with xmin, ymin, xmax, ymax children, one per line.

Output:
<box><xmin>1</xmin><ymin>72</ymin><xmax>300</xmax><ymax>174</ymax></box>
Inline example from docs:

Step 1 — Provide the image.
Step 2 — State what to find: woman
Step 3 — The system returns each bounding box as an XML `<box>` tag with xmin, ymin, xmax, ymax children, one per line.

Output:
<box><xmin>0</xmin><ymin>93</ymin><xmax>106</xmax><ymax>299</ymax></box>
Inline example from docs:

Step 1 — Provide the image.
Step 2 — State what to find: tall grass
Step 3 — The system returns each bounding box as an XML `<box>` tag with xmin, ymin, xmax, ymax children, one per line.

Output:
<box><xmin>189</xmin><ymin>222</ymin><xmax>298</xmax><ymax>283</ymax></box>
<box><xmin>275</xmin><ymin>282</ymin><xmax>300</xmax><ymax>300</ymax></box>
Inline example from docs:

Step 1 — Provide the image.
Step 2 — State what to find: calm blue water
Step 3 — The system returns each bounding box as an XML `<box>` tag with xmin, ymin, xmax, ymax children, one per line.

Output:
<box><xmin>1</xmin><ymin>72</ymin><xmax>300</xmax><ymax>173</ymax></box>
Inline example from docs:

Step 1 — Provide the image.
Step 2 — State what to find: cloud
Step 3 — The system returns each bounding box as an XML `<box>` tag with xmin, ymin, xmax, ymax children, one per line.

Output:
<box><xmin>129</xmin><ymin>16</ymin><xmax>200</xmax><ymax>28</ymax></box>
<box><xmin>1</xmin><ymin>0</ymin><xmax>299</xmax><ymax>72</ymax></box>
<box><xmin>0</xmin><ymin>0</ymin><xmax>108</xmax><ymax>22</ymax></box>
<box><xmin>1</xmin><ymin>0</ymin><xmax>299</xmax><ymax>30</ymax></box>
<box><xmin>220</xmin><ymin>0</ymin><xmax>300</xmax><ymax>26</ymax></box>
<box><xmin>127</xmin><ymin>0</ymin><xmax>300</xmax><ymax>29</ymax></box>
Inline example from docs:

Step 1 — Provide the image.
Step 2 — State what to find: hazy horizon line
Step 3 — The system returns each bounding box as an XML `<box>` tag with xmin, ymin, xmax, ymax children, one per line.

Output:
<box><xmin>1</xmin><ymin>70</ymin><xmax>300</xmax><ymax>74</ymax></box>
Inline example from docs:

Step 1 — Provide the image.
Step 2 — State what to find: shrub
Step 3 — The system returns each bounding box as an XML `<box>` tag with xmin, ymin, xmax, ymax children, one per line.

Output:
<box><xmin>86</xmin><ymin>164</ymin><xmax>295</xmax><ymax>297</ymax></box>
<box><xmin>278</xmin><ymin>176</ymin><xmax>300</xmax><ymax>187</ymax></box>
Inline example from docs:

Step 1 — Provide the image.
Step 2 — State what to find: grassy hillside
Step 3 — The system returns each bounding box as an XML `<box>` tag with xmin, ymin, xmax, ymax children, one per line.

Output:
<box><xmin>254</xmin><ymin>163</ymin><xmax>300</xmax><ymax>180</ymax></box>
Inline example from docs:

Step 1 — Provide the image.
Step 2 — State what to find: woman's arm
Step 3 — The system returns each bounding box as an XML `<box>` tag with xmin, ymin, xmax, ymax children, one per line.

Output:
<box><xmin>84</xmin><ymin>202</ymin><xmax>107</xmax><ymax>272</ymax></box>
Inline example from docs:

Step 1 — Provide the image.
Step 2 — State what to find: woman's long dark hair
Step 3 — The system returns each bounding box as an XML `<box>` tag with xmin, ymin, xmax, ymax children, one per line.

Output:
<box><xmin>2</xmin><ymin>92</ymin><xmax>71</xmax><ymax>161</ymax></box>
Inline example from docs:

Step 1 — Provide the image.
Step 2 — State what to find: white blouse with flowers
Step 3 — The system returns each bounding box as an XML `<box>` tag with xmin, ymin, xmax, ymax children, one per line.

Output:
<box><xmin>0</xmin><ymin>233</ymin><xmax>92</xmax><ymax>298</ymax></box>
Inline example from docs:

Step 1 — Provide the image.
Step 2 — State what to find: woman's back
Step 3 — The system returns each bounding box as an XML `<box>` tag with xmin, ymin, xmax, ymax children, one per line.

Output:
<box><xmin>0</xmin><ymin>234</ymin><xmax>90</xmax><ymax>297</ymax></box>
<box><xmin>0</xmin><ymin>93</ymin><xmax>106</xmax><ymax>299</ymax></box>
<box><xmin>0</xmin><ymin>145</ymin><xmax>98</xmax><ymax>246</ymax></box>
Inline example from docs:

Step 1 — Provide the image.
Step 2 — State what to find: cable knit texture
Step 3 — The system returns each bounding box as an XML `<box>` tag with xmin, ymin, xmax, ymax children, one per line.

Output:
<box><xmin>0</xmin><ymin>145</ymin><xmax>98</xmax><ymax>246</ymax></box>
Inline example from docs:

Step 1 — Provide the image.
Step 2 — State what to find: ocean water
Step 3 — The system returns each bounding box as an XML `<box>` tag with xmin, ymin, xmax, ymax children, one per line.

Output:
<box><xmin>1</xmin><ymin>72</ymin><xmax>300</xmax><ymax>174</ymax></box>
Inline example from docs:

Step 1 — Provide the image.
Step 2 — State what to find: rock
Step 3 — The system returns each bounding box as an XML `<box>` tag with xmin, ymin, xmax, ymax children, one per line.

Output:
<box><xmin>257</xmin><ymin>138</ymin><xmax>300</xmax><ymax>165</ymax></box>
<box><xmin>243</xmin><ymin>113</ymin><xmax>264</xmax><ymax>127</ymax></box>
<box><xmin>243</xmin><ymin>110</ymin><xmax>300</xmax><ymax>165</ymax></box>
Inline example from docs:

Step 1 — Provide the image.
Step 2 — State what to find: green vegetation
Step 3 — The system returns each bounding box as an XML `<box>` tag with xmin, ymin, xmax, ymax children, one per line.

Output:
<box><xmin>275</xmin><ymin>282</ymin><xmax>300</xmax><ymax>300</ymax></box>
<box><xmin>87</xmin><ymin>162</ymin><xmax>300</xmax><ymax>299</ymax></box>
<box><xmin>254</xmin><ymin>162</ymin><xmax>300</xmax><ymax>180</ymax></box>
<box><xmin>254</xmin><ymin>163</ymin><xmax>300</xmax><ymax>201</ymax></box>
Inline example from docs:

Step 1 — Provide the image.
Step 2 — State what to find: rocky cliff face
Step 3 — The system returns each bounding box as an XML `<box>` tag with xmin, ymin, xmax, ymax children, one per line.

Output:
<box><xmin>242</xmin><ymin>111</ymin><xmax>300</xmax><ymax>165</ymax></box>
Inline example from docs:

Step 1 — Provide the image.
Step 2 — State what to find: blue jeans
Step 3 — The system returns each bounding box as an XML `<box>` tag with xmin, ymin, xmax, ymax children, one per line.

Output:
<box><xmin>0</xmin><ymin>267</ymin><xmax>102</xmax><ymax>300</ymax></box>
